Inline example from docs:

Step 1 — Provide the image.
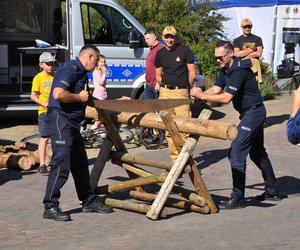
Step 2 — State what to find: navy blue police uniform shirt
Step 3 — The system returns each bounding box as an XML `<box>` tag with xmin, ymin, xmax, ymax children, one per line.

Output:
<box><xmin>48</xmin><ymin>59</ymin><xmax>87</xmax><ymax>126</ymax></box>
<box><xmin>215</xmin><ymin>58</ymin><xmax>263</xmax><ymax>114</ymax></box>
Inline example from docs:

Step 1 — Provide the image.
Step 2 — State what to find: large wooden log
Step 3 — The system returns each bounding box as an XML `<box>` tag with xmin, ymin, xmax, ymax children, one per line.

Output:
<box><xmin>96</xmin><ymin>173</ymin><xmax>167</xmax><ymax>194</ymax></box>
<box><xmin>85</xmin><ymin>109</ymin><xmax>237</xmax><ymax>140</ymax></box>
<box><xmin>104</xmin><ymin>198</ymin><xmax>167</xmax><ymax>218</ymax></box>
<box><xmin>111</xmin><ymin>151</ymin><xmax>172</xmax><ymax>171</ymax></box>
<box><xmin>0</xmin><ymin>153</ymin><xmax>36</xmax><ymax>170</ymax></box>
<box><xmin>17</xmin><ymin>149</ymin><xmax>51</xmax><ymax>166</ymax></box>
<box><xmin>120</xmin><ymin>162</ymin><xmax>206</xmax><ymax>207</ymax></box>
<box><xmin>129</xmin><ymin>191</ymin><xmax>210</xmax><ymax>214</ymax></box>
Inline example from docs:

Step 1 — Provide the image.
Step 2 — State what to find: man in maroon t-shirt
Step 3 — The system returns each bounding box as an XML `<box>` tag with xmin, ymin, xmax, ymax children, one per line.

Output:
<box><xmin>144</xmin><ymin>30</ymin><xmax>163</xmax><ymax>99</ymax></box>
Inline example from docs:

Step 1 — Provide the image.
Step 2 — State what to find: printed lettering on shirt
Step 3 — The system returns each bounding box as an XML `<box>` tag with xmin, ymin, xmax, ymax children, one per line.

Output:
<box><xmin>55</xmin><ymin>140</ymin><xmax>66</xmax><ymax>145</ymax></box>
<box><xmin>241</xmin><ymin>126</ymin><xmax>251</xmax><ymax>131</ymax></box>
<box><xmin>228</xmin><ymin>85</ymin><xmax>237</xmax><ymax>91</ymax></box>
<box><xmin>176</xmin><ymin>56</ymin><xmax>181</xmax><ymax>62</ymax></box>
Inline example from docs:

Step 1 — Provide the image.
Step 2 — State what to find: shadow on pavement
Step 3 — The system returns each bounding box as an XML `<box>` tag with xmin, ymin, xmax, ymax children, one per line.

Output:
<box><xmin>264</xmin><ymin>114</ymin><xmax>290</xmax><ymax>129</ymax></box>
<box><xmin>0</xmin><ymin>169</ymin><xmax>36</xmax><ymax>185</ymax></box>
<box><xmin>194</xmin><ymin>148</ymin><xmax>229</xmax><ymax>170</ymax></box>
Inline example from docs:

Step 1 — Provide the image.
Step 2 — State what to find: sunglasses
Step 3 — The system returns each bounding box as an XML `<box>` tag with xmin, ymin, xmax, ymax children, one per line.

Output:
<box><xmin>243</xmin><ymin>25</ymin><xmax>252</xmax><ymax>29</ymax></box>
<box><xmin>44</xmin><ymin>61</ymin><xmax>55</xmax><ymax>66</ymax></box>
<box><xmin>215</xmin><ymin>50</ymin><xmax>230</xmax><ymax>62</ymax></box>
<box><xmin>164</xmin><ymin>34</ymin><xmax>175</xmax><ymax>39</ymax></box>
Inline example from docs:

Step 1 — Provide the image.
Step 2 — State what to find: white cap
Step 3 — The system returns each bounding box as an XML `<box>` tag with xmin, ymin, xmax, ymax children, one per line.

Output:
<box><xmin>39</xmin><ymin>52</ymin><xmax>56</xmax><ymax>63</ymax></box>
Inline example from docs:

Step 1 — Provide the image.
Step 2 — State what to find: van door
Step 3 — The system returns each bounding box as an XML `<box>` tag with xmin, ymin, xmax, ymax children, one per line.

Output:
<box><xmin>71</xmin><ymin>1</ymin><xmax>147</xmax><ymax>99</ymax></box>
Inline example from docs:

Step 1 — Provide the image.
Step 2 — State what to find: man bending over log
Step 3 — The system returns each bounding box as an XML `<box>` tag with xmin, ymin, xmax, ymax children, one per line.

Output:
<box><xmin>190</xmin><ymin>40</ymin><xmax>286</xmax><ymax>209</ymax></box>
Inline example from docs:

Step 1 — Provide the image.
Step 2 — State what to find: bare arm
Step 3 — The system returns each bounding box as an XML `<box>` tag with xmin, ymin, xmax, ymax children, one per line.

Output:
<box><xmin>234</xmin><ymin>46</ymin><xmax>263</xmax><ymax>59</ymax></box>
<box><xmin>191</xmin><ymin>87</ymin><xmax>233</xmax><ymax>104</ymax></box>
<box><xmin>31</xmin><ymin>91</ymin><xmax>48</xmax><ymax>108</ymax></box>
<box><xmin>187</xmin><ymin>63</ymin><xmax>196</xmax><ymax>88</ymax></box>
<box><xmin>291</xmin><ymin>87</ymin><xmax>300</xmax><ymax>117</ymax></box>
<box><xmin>53</xmin><ymin>87</ymin><xmax>89</xmax><ymax>103</ymax></box>
<box><xmin>155</xmin><ymin>67</ymin><xmax>163</xmax><ymax>85</ymax></box>
<box><xmin>247</xmin><ymin>46</ymin><xmax>263</xmax><ymax>58</ymax></box>
<box><xmin>203</xmin><ymin>85</ymin><xmax>223</xmax><ymax>95</ymax></box>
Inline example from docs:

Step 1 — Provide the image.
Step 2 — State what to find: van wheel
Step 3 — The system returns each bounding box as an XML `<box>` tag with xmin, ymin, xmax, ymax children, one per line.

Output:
<box><xmin>137</xmin><ymin>88</ymin><xmax>145</xmax><ymax>100</ymax></box>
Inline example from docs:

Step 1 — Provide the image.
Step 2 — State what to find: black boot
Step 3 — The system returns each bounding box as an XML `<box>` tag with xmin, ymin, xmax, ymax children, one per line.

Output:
<box><xmin>43</xmin><ymin>207</ymin><xmax>71</xmax><ymax>221</ymax></box>
<box><xmin>218</xmin><ymin>198</ymin><xmax>245</xmax><ymax>210</ymax></box>
<box><xmin>82</xmin><ymin>198</ymin><xmax>113</xmax><ymax>213</ymax></box>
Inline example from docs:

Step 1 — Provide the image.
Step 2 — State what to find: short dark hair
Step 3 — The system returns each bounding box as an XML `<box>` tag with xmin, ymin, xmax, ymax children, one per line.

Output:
<box><xmin>144</xmin><ymin>30</ymin><xmax>156</xmax><ymax>36</ymax></box>
<box><xmin>79</xmin><ymin>44</ymin><xmax>100</xmax><ymax>54</ymax></box>
<box><xmin>215</xmin><ymin>40</ymin><xmax>234</xmax><ymax>51</ymax></box>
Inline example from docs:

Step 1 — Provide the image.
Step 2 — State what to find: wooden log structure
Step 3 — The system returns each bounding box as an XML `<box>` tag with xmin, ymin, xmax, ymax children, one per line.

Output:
<box><xmin>85</xmin><ymin>109</ymin><xmax>237</xmax><ymax>140</ymax></box>
<box><xmin>96</xmin><ymin>173</ymin><xmax>167</xmax><ymax>194</ymax></box>
<box><xmin>120</xmin><ymin>162</ymin><xmax>207</xmax><ymax>207</ymax></box>
<box><xmin>104</xmin><ymin>198</ymin><xmax>167</xmax><ymax>218</ymax></box>
<box><xmin>129</xmin><ymin>191</ymin><xmax>210</xmax><ymax>214</ymax></box>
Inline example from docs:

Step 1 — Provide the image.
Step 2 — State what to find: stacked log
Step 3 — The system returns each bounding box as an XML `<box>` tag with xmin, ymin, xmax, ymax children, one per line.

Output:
<box><xmin>0</xmin><ymin>141</ymin><xmax>51</xmax><ymax>170</ymax></box>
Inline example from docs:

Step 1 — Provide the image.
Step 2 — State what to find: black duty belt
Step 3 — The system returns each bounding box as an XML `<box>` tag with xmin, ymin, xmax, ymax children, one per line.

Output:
<box><xmin>161</xmin><ymin>85</ymin><xmax>187</xmax><ymax>90</ymax></box>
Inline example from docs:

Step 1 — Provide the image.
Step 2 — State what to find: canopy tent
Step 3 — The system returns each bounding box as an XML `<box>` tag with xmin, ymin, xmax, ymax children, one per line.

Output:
<box><xmin>215</xmin><ymin>0</ymin><xmax>300</xmax><ymax>8</ymax></box>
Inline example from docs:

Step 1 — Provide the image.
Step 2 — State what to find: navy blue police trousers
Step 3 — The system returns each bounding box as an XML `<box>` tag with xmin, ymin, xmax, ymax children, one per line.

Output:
<box><xmin>43</xmin><ymin>109</ymin><xmax>96</xmax><ymax>209</ymax></box>
<box><xmin>229</xmin><ymin>105</ymin><xmax>278</xmax><ymax>200</ymax></box>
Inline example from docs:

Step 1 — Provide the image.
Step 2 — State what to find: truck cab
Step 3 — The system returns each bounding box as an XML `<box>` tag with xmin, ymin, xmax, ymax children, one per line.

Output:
<box><xmin>0</xmin><ymin>0</ymin><xmax>148</xmax><ymax>112</ymax></box>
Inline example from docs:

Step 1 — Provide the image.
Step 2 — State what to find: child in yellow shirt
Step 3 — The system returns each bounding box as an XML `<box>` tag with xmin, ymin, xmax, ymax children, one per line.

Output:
<box><xmin>31</xmin><ymin>52</ymin><xmax>56</xmax><ymax>175</ymax></box>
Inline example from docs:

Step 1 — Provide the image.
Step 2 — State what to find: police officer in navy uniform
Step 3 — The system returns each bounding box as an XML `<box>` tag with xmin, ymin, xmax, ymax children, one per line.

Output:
<box><xmin>43</xmin><ymin>44</ymin><xmax>113</xmax><ymax>221</ymax></box>
<box><xmin>191</xmin><ymin>40</ymin><xmax>286</xmax><ymax>209</ymax></box>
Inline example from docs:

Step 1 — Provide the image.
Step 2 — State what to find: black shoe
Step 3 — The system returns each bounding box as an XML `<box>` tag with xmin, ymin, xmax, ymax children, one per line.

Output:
<box><xmin>43</xmin><ymin>207</ymin><xmax>71</xmax><ymax>221</ymax></box>
<box><xmin>256</xmin><ymin>192</ymin><xmax>287</xmax><ymax>201</ymax></box>
<box><xmin>82</xmin><ymin>199</ymin><xmax>113</xmax><ymax>213</ymax></box>
<box><xmin>218</xmin><ymin>198</ymin><xmax>245</xmax><ymax>210</ymax></box>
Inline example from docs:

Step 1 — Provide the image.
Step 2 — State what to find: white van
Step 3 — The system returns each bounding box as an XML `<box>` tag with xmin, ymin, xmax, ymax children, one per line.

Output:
<box><xmin>0</xmin><ymin>0</ymin><xmax>148</xmax><ymax>111</ymax></box>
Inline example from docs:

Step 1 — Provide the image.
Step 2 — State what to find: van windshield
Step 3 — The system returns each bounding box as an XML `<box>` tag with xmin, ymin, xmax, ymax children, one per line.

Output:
<box><xmin>0</xmin><ymin>0</ymin><xmax>43</xmax><ymax>34</ymax></box>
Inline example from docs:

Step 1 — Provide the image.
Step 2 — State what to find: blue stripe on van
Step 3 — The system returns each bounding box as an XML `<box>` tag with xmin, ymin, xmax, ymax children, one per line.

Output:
<box><xmin>87</xmin><ymin>64</ymin><xmax>145</xmax><ymax>81</ymax></box>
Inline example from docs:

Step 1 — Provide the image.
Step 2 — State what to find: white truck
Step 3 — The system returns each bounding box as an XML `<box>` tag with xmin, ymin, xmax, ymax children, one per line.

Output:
<box><xmin>0</xmin><ymin>0</ymin><xmax>148</xmax><ymax>112</ymax></box>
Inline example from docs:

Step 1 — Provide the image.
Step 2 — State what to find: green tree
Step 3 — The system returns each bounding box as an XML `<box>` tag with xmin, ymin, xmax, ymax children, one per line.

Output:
<box><xmin>118</xmin><ymin>0</ymin><xmax>228</xmax><ymax>79</ymax></box>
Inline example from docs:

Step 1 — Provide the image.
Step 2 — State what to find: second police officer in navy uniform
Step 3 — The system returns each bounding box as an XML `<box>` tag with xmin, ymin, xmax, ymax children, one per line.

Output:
<box><xmin>191</xmin><ymin>40</ymin><xmax>286</xmax><ymax>209</ymax></box>
<box><xmin>43</xmin><ymin>44</ymin><xmax>113</xmax><ymax>221</ymax></box>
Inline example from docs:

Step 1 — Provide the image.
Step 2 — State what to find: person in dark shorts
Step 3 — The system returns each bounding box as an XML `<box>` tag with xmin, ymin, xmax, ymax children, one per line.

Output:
<box><xmin>31</xmin><ymin>52</ymin><xmax>56</xmax><ymax>175</ymax></box>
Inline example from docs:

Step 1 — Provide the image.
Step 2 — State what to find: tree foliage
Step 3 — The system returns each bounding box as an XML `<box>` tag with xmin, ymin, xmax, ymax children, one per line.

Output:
<box><xmin>118</xmin><ymin>0</ymin><xmax>228</xmax><ymax>79</ymax></box>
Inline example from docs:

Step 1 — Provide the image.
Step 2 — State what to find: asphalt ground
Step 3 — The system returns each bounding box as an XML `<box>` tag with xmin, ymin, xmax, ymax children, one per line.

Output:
<box><xmin>0</xmin><ymin>92</ymin><xmax>299</xmax><ymax>250</ymax></box>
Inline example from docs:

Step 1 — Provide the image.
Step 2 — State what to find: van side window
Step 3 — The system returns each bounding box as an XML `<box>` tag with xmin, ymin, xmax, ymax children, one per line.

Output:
<box><xmin>80</xmin><ymin>3</ymin><xmax>135</xmax><ymax>46</ymax></box>
<box><xmin>81</xmin><ymin>3</ymin><xmax>113</xmax><ymax>45</ymax></box>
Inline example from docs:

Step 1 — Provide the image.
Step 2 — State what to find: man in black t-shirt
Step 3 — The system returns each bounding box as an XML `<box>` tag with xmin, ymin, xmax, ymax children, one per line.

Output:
<box><xmin>233</xmin><ymin>18</ymin><xmax>263</xmax><ymax>84</ymax></box>
<box><xmin>191</xmin><ymin>40</ymin><xmax>286</xmax><ymax>209</ymax></box>
<box><xmin>155</xmin><ymin>25</ymin><xmax>196</xmax><ymax>162</ymax></box>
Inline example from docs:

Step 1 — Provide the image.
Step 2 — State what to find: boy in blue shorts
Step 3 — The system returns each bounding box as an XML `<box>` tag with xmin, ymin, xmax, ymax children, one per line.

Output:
<box><xmin>31</xmin><ymin>52</ymin><xmax>56</xmax><ymax>175</ymax></box>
